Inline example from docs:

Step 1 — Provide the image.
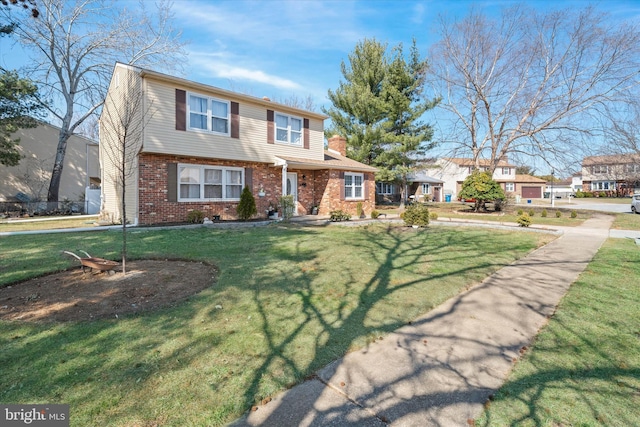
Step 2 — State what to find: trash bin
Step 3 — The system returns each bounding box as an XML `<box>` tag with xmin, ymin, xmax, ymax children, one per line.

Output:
<box><xmin>527</xmin><ymin>199</ymin><xmax>532</xmax><ymax>204</ymax></box>
<box><xmin>445</xmin><ymin>194</ymin><xmax>452</xmax><ymax>202</ymax></box>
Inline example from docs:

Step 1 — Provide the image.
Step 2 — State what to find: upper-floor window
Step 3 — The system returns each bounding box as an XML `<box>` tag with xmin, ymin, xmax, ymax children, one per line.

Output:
<box><xmin>275</xmin><ymin>113</ymin><xmax>302</xmax><ymax>145</ymax></box>
<box><xmin>178</xmin><ymin>164</ymin><xmax>243</xmax><ymax>201</ymax></box>
<box><xmin>188</xmin><ymin>93</ymin><xmax>230</xmax><ymax>135</ymax></box>
<box><xmin>502</xmin><ymin>167</ymin><xmax>511</xmax><ymax>175</ymax></box>
<box><xmin>344</xmin><ymin>173</ymin><xmax>364</xmax><ymax>200</ymax></box>
<box><xmin>625</xmin><ymin>163</ymin><xmax>640</xmax><ymax>174</ymax></box>
<box><xmin>591</xmin><ymin>165</ymin><xmax>608</xmax><ymax>174</ymax></box>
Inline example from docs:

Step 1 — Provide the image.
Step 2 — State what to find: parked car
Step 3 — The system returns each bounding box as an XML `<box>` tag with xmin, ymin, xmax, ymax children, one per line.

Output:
<box><xmin>632</xmin><ymin>194</ymin><xmax>640</xmax><ymax>214</ymax></box>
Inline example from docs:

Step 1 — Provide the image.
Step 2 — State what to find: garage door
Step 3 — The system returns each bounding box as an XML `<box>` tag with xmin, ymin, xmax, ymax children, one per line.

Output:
<box><xmin>522</xmin><ymin>186</ymin><xmax>542</xmax><ymax>198</ymax></box>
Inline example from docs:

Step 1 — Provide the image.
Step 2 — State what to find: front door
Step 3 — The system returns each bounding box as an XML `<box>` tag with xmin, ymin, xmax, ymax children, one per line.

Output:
<box><xmin>286</xmin><ymin>172</ymin><xmax>298</xmax><ymax>215</ymax></box>
<box><xmin>433</xmin><ymin>186</ymin><xmax>441</xmax><ymax>202</ymax></box>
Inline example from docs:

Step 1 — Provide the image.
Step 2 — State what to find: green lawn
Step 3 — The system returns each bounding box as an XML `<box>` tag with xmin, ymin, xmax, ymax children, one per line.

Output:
<box><xmin>477</xmin><ymin>238</ymin><xmax>640</xmax><ymax>426</ymax></box>
<box><xmin>0</xmin><ymin>215</ymin><xmax>99</xmax><ymax>232</ymax></box>
<box><xmin>0</xmin><ymin>224</ymin><xmax>553</xmax><ymax>426</ymax></box>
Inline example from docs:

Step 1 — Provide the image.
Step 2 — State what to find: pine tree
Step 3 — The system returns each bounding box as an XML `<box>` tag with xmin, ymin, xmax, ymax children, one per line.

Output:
<box><xmin>237</xmin><ymin>186</ymin><xmax>257</xmax><ymax>220</ymax></box>
<box><xmin>324</xmin><ymin>39</ymin><xmax>439</xmax><ymax>205</ymax></box>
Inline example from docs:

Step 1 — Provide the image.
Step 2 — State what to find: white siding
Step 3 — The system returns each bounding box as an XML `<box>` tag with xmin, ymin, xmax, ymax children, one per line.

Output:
<box><xmin>142</xmin><ymin>79</ymin><xmax>325</xmax><ymax>163</ymax></box>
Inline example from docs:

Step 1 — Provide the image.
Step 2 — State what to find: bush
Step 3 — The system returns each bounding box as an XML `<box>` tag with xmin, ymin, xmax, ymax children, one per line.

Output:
<box><xmin>370</xmin><ymin>210</ymin><xmax>380</xmax><ymax>219</ymax></box>
<box><xmin>571</xmin><ymin>210</ymin><xmax>578</xmax><ymax>218</ymax></box>
<box><xmin>403</xmin><ymin>204</ymin><xmax>430</xmax><ymax>227</ymax></box>
<box><xmin>528</xmin><ymin>209</ymin><xmax>535</xmax><ymax>217</ymax></box>
<box><xmin>429</xmin><ymin>211</ymin><xmax>438</xmax><ymax>221</ymax></box>
<box><xmin>517</xmin><ymin>209</ymin><xmax>523</xmax><ymax>215</ymax></box>
<box><xmin>278</xmin><ymin>195</ymin><xmax>295</xmax><ymax>220</ymax></box>
<box><xmin>356</xmin><ymin>202</ymin><xmax>364</xmax><ymax>218</ymax></box>
<box><xmin>186</xmin><ymin>210</ymin><xmax>205</xmax><ymax>224</ymax></box>
<box><xmin>555</xmin><ymin>210</ymin><xmax>562</xmax><ymax>218</ymax></box>
<box><xmin>236</xmin><ymin>186</ymin><xmax>257</xmax><ymax>220</ymax></box>
<box><xmin>541</xmin><ymin>209</ymin><xmax>547</xmax><ymax>218</ymax></box>
<box><xmin>517</xmin><ymin>213</ymin><xmax>532</xmax><ymax>227</ymax></box>
<box><xmin>329</xmin><ymin>210</ymin><xmax>351</xmax><ymax>222</ymax></box>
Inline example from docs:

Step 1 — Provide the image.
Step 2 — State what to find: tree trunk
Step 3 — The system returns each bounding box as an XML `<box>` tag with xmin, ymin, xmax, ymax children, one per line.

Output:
<box><xmin>47</xmin><ymin>130</ymin><xmax>71</xmax><ymax>203</ymax></box>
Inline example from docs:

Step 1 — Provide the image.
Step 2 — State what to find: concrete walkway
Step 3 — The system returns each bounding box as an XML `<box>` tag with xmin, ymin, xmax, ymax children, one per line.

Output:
<box><xmin>230</xmin><ymin>214</ymin><xmax>613</xmax><ymax>426</ymax></box>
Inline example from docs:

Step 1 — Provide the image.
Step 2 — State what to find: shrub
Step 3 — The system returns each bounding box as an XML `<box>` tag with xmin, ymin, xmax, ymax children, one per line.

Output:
<box><xmin>555</xmin><ymin>210</ymin><xmax>562</xmax><ymax>218</ymax></box>
<box><xmin>356</xmin><ymin>202</ymin><xmax>364</xmax><ymax>218</ymax></box>
<box><xmin>329</xmin><ymin>210</ymin><xmax>351</xmax><ymax>222</ymax></box>
<box><xmin>528</xmin><ymin>209</ymin><xmax>535</xmax><ymax>217</ymax></box>
<box><xmin>370</xmin><ymin>210</ymin><xmax>380</xmax><ymax>219</ymax></box>
<box><xmin>571</xmin><ymin>210</ymin><xmax>578</xmax><ymax>218</ymax></box>
<box><xmin>429</xmin><ymin>211</ymin><xmax>438</xmax><ymax>221</ymax></box>
<box><xmin>599</xmin><ymin>191</ymin><xmax>606</xmax><ymax>198</ymax></box>
<box><xmin>186</xmin><ymin>210</ymin><xmax>204</xmax><ymax>224</ymax></box>
<box><xmin>403</xmin><ymin>204</ymin><xmax>430</xmax><ymax>227</ymax></box>
<box><xmin>541</xmin><ymin>209</ymin><xmax>547</xmax><ymax>218</ymax></box>
<box><xmin>517</xmin><ymin>213</ymin><xmax>532</xmax><ymax>227</ymax></box>
<box><xmin>236</xmin><ymin>186</ymin><xmax>257</xmax><ymax>220</ymax></box>
<box><xmin>278</xmin><ymin>195</ymin><xmax>295</xmax><ymax>220</ymax></box>
<box><xmin>517</xmin><ymin>209</ymin><xmax>523</xmax><ymax>215</ymax></box>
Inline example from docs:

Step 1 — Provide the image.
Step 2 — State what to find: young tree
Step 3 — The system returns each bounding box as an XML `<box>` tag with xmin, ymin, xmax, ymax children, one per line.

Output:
<box><xmin>100</xmin><ymin>70</ymin><xmax>154</xmax><ymax>275</ymax></box>
<box><xmin>1</xmin><ymin>0</ymin><xmax>186</xmax><ymax>205</ymax></box>
<box><xmin>458</xmin><ymin>171</ymin><xmax>505</xmax><ymax>212</ymax></box>
<box><xmin>429</xmin><ymin>5</ymin><xmax>640</xmax><ymax>173</ymax></box>
<box><xmin>237</xmin><ymin>186</ymin><xmax>257</xmax><ymax>220</ymax></box>
<box><xmin>0</xmin><ymin>70</ymin><xmax>43</xmax><ymax>166</ymax></box>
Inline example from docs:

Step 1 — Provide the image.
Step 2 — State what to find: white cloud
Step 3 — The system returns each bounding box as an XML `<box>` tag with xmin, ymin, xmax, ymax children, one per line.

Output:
<box><xmin>189</xmin><ymin>51</ymin><xmax>302</xmax><ymax>91</ymax></box>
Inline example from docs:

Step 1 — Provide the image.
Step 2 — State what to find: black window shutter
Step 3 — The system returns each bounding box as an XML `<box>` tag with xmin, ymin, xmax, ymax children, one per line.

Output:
<box><xmin>244</xmin><ymin>167</ymin><xmax>253</xmax><ymax>190</ymax></box>
<box><xmin>231</xmin><ymin>102</ymin><xmax>239</xmax><ymax>139</ymax></box>
<box><xmin>267</xmin><ymin>110</ymin><xmax>274</xmax><ymax>144</ymax></box>
<box><xmin>175</xmin><ymin>89</ymin><xmax>186</xmax><ymax>131</ymax></box>
<box><xmin>167</xmin><ymin>163</ymin><xmax>178</xmax><ymax>202</ymax></box>
<box><xmin>303</xmin><ymin>118</ymin><xmax>310</xmax><ymax>149</ymax></box>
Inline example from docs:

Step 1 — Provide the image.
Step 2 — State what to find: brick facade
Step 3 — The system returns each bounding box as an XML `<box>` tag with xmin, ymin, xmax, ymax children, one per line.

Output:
<box><xmin>138</xmin><ymin>153</ymin><xmax>375</xmax><ymax>224</ymax></box>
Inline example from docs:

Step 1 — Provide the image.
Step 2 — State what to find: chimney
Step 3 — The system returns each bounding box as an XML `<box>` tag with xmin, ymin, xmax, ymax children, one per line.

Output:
<box><xmin>328</xmin><ymin>135</ymin><xmax>347</xmax><ymax>156</ymax></box>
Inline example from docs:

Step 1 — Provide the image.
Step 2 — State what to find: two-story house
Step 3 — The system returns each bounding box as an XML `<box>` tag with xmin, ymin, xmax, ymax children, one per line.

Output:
<box><xmin>581</xmin><ymin>154</ymin><xmax>640</xmax><ymax>195</ymax></box>
<box><xmin>99</xmin><ymin>63</ymin><xmax>377</xmax><ymax>225</ymax></box>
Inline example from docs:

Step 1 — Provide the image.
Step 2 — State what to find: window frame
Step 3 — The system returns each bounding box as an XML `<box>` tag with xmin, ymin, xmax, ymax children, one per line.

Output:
<box><xmin>505</xmin><ymin>182</ymin><xmax>515</xmax><ymax>192</ymax></box>
<box><xmin>502</xmin><ymin>167</ymin><xmax>511</xmax><ymax>175</ymax></box>
<box><xmin>187</xmin><ymin>92</ymin><xmax>230</xmax><ymax>136</ymax></box>
<box><xmin>274</xmin><ymin>112</ymin><xmax>303</xmax><ymax>146</ymax></box>
<box><xmin>421</xmin><ymin>183</ymin><xmax>430</xmax><ymax>194</ymax></box>
<box><xmin>178</xmin><ymin>164</ymin><xmax>244</xmax><ymax>201</ymax></box>
<box><xmin>376</xmin><ymin>182</ymin><xmax>394</xmax><ymax>195</ymax></box>
<box><xmin>344</xmin><ymin>172</ymin><xmax>364</xmax><ymax>200</ymax></box>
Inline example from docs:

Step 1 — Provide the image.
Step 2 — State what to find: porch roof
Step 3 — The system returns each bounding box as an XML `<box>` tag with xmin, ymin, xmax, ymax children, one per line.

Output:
<box><xmin>407</xmin><ymin>171</ymin><xmax>444</xmax><ymax>184</ymax></box>
<box><xmin>275</xmin><ymin>152</ymin><xmax>378</xmax><ymax>173</ymax></box>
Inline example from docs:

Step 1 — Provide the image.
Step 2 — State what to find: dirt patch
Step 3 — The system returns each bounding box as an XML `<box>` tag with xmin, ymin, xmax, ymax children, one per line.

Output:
<box><xmin>0</xmin><ymin>260</ymin><xmax>217</xmax><ymax>322</ymax></box>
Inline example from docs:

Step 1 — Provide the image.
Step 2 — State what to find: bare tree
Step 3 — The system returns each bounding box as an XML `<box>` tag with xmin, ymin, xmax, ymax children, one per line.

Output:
<box><xmin>429</xmin><ymin>5</ymin><xmax>640</xmax><ymax>173</ymax></box>
<box><xmin>1</xmin><ymin>0</ymin><xmax>186</xmax><ymax>205</ymax></box>
<box><xmin>100</xmin><ymin>69</ymin><xmax>154</xmax><ymax>275</ymax></box>
<box><xmin>277</xmin><ymin>94</ymin><xmax>318</xmax><ymax>112</ymax></box>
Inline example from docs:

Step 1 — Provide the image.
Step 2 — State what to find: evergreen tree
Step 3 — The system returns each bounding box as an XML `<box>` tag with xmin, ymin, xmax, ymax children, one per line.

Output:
<box><xmin>324</xmin><ymin>39</ymin><xmax>438</xmax><ymax>205</ymax></box>
<box><xmin>0</xmin><ymin>70</ymin><xmax>43</xmax><ymax>166</ymax></box>
<box><xmin>237</xmin><ymin>186</ymin><xmax>257</xmax><ymax>220</ymax></box>
<box><xmin>324</xmin><ymin>38</ymin><xmax>388</xmax><ymax>165</ymax></box>
<box><xmin>458</xmin><ymin>171</ymin><xmax>505</xmax><ymax>212</ymax></box>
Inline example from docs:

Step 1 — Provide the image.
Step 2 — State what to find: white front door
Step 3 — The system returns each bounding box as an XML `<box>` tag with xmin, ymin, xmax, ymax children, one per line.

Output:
<box><xmin>286</xmin><ymin>172</ymin><xmax>298</xmax><ymax>215</ymax></box>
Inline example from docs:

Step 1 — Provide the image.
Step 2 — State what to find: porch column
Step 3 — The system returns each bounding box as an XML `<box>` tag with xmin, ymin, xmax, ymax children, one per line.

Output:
<box><xmin>281</xmin><ymin>163</ymin><xmax>288</xmax><ymax>196</ymax></box>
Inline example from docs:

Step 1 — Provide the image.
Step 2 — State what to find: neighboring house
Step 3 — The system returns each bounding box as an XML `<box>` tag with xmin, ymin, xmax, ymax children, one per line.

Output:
<box><xmin>407</xmin><ymin>171</ymin><xmax>445</xmax><ymax>202</ymax></box>
<box><xmin>571</xmin><ymin>173</ymin><xmax>583</xmax><ymax>192</ymax></box>
<box><xmin>423</xmin><ymin>157</ymin><xmax>519</xmax><ymax>200</ymax></box>
<box><xmin>546</xmin><ymin>178</ymin><xmax>574</xmax><ymax>199</ymax></box>
<box><xmin>0</xmin><ymin>121</ymin><xmax>100</xmax><ymax>207</ymax></box>
<box><xmin>581</xmin><ymin>154</ymin><xmax>640</xmax><ymax>195</ymax></box>
<box><xmin>508</xmin><ymin>174</ymin><xmax>547</xmax><ymax>199</ymax></box>
<box><xmin>375</xmin><ymin>182</ymin><xmax>400</xmax><ymax>203</ymax></box>
<box><xmin>99</xmin><ymin>62</ymin><xmax>377</xmax><ymax>225</ymax></box>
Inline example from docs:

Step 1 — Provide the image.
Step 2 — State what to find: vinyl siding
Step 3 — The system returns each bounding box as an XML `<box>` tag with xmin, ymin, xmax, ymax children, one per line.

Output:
<box><xmin>99</xmin><ymin>64</ymin><xmax>141</xmax><ymax>224</ymax></box>
<box><xmin>142</xmin><ymin>78</ymin><xmax>325</xmax><ymax>163</ymax></box>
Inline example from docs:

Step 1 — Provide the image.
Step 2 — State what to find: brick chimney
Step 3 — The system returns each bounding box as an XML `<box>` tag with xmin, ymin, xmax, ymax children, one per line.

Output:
<box><xmin>328</xmin><ymin>135</ymin><xmax>347</xmax><ymax>156</ymax></box>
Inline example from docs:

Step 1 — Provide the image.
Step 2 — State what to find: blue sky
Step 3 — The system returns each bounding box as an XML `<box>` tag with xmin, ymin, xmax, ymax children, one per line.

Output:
<box><xmin>2</xmin><ymin>0</ymin><xmax>639</xmax><ymax>173</ymax></box>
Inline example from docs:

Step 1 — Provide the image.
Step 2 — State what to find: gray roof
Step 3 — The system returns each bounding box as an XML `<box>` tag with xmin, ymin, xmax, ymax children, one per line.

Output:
<box><xmin>407</xmin><ymin>171</ymin><xmax>444</xmax><ymax>184</ymax></box>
